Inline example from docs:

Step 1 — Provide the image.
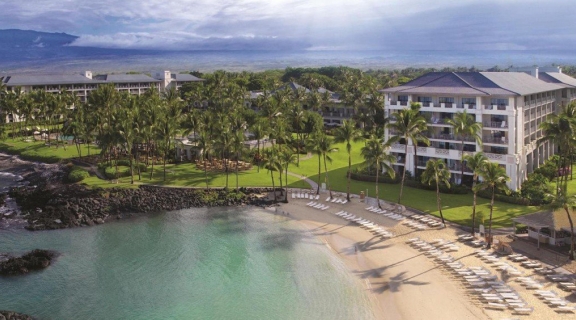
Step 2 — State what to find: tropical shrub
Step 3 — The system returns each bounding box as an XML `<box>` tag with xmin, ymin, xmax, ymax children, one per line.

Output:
<box><xmin>67</xmin><ymin>167</ymin><xmax>90</xmax><ymax>182</ymax></box>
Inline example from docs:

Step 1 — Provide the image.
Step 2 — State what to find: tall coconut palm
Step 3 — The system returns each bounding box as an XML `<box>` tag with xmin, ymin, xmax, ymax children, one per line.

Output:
<box><xmin>464</xmin><ymin>152</ymin><xmax>488</xmax><ymax>235</ymax></box>
<box><xmin>196</xmin><ymin>130</ymin><xmax>213</xmax><ymax>190</ymax></box>
<box><xmin>539</xmin><ymin>103</ymin><xmax>576</xmax><ymax>192</ymax></box>
<box><xmin>361</xmin><ymin>136</ymin><xmax>396</xmax><ymax>209</ymax></box>
<box><xmin>478</xmin><ymin>162</ymin><xmax>510</xmax><ymax>248</ymax></box>
<box><xmin>334</xmin><ymin>119</ymin><xmax>363</xmax><ymax>201</ymax></box>
<box><xmin>446</xmin><ymin>110</ymin><xmax>483</xmax><ymax>185</ymax></box>
<box><xmin>263</xmin><ymin>147</ymin><xmax>281</xmax><ymax>203</ymax></box>
<box><xmin>278</xmin><ymin>145</ymin><xmax>298</xmax><ymax>202</ymax></box>
<box><xmin>308</xmin><ymin>133</ymin><xmax>335</xmax><ymax>196</ymax></box>
<box><xmin>546</xmin><ymin>190</ymin><xmax>576</xmax><ymax>260</ymax></box>
<box><xmin>250</xmin><ymin>118</ymin><xmax>268</xmax><ymax>172</ymax></box>
<box><xmin>386</xmin><ymin>107</ymin><xmax>429</xmax><ymax>204</ymax></box>
<box><xmin>421</xmin><ymin>159</ymin><xmax>451</xmax><ymax>226</ymax></box>
<box><xmin>231</xmin><ymin>130</ymin><xmax>245</xmax><ymax>192</ymax></box>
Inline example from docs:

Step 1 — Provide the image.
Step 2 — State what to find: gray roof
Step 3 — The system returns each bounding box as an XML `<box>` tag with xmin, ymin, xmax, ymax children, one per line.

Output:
<box><xmin>480</xmin><ymin>72</ymin><xmax>562</xmax><ymax>96</ymax></box>
<box><xmin>513</xmin><ymin>209</ymin><xmax>576</xmax><ymax>232</ymax></box>
<box><xmin>3</xmin><ymin>74</ymin><xmax>102</xmax><ymax>86</ymax></box>
<box><xmin>539</xmin><ymin>72</ymin><xmax>576</xmax><ymax>88</ymax></box>
<box><xmin>171</xmin><ymin>74</ymin><xmax>204</xmax><ymax>82</ymax></box>
<box><xmin>94</xmin><ymin>74</ymin><xmax>160</xmax><ymax>83</ymax></box>
<box><xmin>277</xmin><ymin>82</ymin><xmax>311</xmax><ymax>94</ymax></box>
<box><xmin>382</xmin><ymin>72</ymin><xmax>563</xmax><ymax>97</ymax></box>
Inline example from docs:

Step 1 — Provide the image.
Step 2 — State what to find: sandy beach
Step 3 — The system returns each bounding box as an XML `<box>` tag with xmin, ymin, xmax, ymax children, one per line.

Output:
<box><xmin>272</xmin><ymin>190</ymin><xmax>576</xmax><ymax>320</ymax></box>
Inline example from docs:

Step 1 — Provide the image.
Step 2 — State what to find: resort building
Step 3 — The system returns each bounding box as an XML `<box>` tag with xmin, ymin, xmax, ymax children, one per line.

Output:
<box><xmin>249</xmin><ymin>82</ymin><xmax>358</xmax><ymax>127</ymax></box>
<box><xmin>383</xmin><ymin>69</ymin><xmax>576</xmax><ymax>191</ymax></box>
<box><xmin>0</xmin><ymin>70</ymin><xmax>204</xmax><ymax>122</ymax></box>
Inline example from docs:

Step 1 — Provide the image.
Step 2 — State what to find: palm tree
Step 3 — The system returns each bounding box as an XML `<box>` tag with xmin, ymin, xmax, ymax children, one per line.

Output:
<box><xmin>539</xmin><ymin>103</ymin><xmax>576</xmax><ymax>191</ymax></box>
<box><xmin>195</xmin><ymin>130</ymin><xmax>213</xmax><ymax>190</ymax></box>
<box><xmin>263</xmin><ymin>147</ymin><xmax>281</xmax><ymax>203</ymax></box>
<box><xmin>361</xmin><ymin>136</ymin><xmax>396</xmax><ymax>209</ymax></box>
<box><xmin>231</xmin><ymin>130</ymin><xmax>245</xmax><ymax>191</ymax></box>
<box><xmin>250</xmin><ymin>118</ymin><xmax>268</xmax><ymax>172</ymax></box>
<box><xmin>387</xmin><ymin>107</ymin><xmax>429</xmax><ymax>204</ymax></box>
<box><xmin>464</xmin><ymin>152</ymin><xmax>488</xmax><ymax>235</ymax></box>
<box><xmin>478</xmin><ymin>162</ymin><xmax>510</xmax><ymax>248</ymax></box>
<box><xmin>308</xmin><ymin>133</ymin><xmax>336</xmax><ymax>197</ymax></box>
<box><xmin>334</xmin><ymin>119</ymin><xmax>363</xmax><ymax>201</ymax></box>
<box><xmin>546</xmin><ymin>190</ymin><xmax>576</xmax><ymax>260</ymax></box>
<box><xmin>421</xmin><ymin>159</ymin><xmax>451</xmax><ymax>226</ymax></box>
<box><xmin>216</xmin><ymin>126</ymin><xmax>234</xmax><ymax>189</ymax></box>
<box><xmin>278</xmin><ymin>146</ymin><xmax>298</xmax><ymax>202</ymax></box>
<box><xmin>446</xmin><ymin>110</ymin><xmax>483</xmax><ymax>185</ymax></box>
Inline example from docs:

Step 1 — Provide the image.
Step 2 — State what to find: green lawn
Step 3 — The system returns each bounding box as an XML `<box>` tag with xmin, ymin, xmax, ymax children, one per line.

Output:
<box><xmin>289</xmin><ymin>140</ymin><xmax>540</xmax><ymax>228</ymax></box>
<box><xmin>82</xmin><ymin>163</ymin><xmax>310</xmax><ymax>190</ymax></box>
<box><xmin>0</xmin><ymin>136</ymin><xmax>540</xmax><ymax>228</ymax></box>
<box><xmin>0</xmin><ymin>137</ymin><xmax>100</xmax><ymax>163</ymax></box>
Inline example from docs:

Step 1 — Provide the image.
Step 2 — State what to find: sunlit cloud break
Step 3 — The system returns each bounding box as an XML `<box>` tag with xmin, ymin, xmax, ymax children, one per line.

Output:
<box><xmin>3</xmin><ymin>0</ymin><xmax>576</xmax><ymax>51</ymax></box>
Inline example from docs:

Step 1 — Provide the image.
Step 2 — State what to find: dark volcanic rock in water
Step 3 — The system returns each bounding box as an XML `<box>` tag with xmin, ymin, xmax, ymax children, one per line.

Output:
<box><xmin>0</xmin><ymin>310</ymin><xmax>34</xmax><ymax>320</ymax></box>
<box><xmin>0</xmin><ymin>249</ymin><xmax>56</xmax><ymax>276</ymax></box>
<box><xmin>9</xmin><ymin>184</ymin><xmax>275</xmax><ymax>231</ymax></box>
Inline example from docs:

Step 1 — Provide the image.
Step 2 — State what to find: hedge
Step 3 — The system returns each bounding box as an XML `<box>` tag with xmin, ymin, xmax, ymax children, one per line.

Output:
<box><xmin>68</xmin><ymin>167</ymin><xmax>90</xmax><ymax>183</ymax></box>
<box><xmin>477</xmin><ymin>189</ymin><xmax>531</xmax><ymax>206</ymax></box>
<box><xmin>350</xmin><ymin>172</ymin><xmax>468</xmax><ymax>194</ymax></box>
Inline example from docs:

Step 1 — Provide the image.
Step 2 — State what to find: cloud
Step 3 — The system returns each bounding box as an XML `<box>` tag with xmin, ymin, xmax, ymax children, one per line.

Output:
<box><xmin>2</xmin><ymin>0</ymin><xmax>576</xmax><ymax>51</ymax></box>
<box><xmin>69</xmin><ymin>32</ymin><xmax>311</xmax><ymax>50</ymax></box>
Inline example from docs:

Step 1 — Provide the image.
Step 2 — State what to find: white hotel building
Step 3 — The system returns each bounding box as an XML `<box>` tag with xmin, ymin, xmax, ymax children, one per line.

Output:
<box><xmin>382</xmin><ymin>68</ymin><xmax>576</xmax><ymax>191</ymax></box>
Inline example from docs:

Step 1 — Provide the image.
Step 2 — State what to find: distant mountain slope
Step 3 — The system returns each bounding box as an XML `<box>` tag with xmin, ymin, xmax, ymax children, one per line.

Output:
<box><xmin>0</xmin><ymin>29</ymin><xmax>78</xmax><ymax>49</ymax></box>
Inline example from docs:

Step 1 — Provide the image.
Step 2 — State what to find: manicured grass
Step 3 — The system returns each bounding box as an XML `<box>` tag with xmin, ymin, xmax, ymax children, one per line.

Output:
<box><xmin>289</xmin><ymin>140</ymin><xmax>540</xmax><ymax>228</ymax></box>
<box><xmin>1</xmin><ymin>134</ymin><xmax>540</xmax><ymax>228</ymax></box>
<box><xmin>82</xmin><ymin>163</ymin><xmax>310</xmax><ymax>190</ymax></box>
<box><xmin>0</xmin><ymin>137</ymin><xmax>100</xmax><ymax>163</ymax></box>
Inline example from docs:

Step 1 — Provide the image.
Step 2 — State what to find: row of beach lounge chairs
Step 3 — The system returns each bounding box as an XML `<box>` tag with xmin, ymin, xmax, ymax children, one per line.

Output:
<box><xmin>334</xmin><ymin>211</ymin><xmax>394</xmax><ymax>238</ymax></box>
<box><xmin>305</xmin><ymin>201</ymin><xmax>330</xmax><ymax>211</ymax></box>
<box><xmin>364</xmin><ymin>206</ymin><xmax>405</xmax><ymax>221</ymax></box>
<box><xmin>473</xmin><ymin>246</ymin><xmax>576</xmax><ymax>313</ymax></box>
<box><xmin>293</xmin><ymin>192</ymin><xmax>320</xmax><ymax>200</ymax></box>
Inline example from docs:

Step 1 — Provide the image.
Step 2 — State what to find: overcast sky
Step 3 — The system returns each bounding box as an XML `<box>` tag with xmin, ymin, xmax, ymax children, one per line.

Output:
<box><xmin>2</xmin><ymin>0</ymin><xmax>576</xmax><ymax>51</ymax></box>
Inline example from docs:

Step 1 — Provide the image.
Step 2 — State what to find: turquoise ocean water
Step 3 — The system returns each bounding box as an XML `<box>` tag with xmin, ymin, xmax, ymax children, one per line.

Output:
<box><xmin>0</xmin><ymin>207</ymin><xmax>374</xmax><ymax>320</ymax></box>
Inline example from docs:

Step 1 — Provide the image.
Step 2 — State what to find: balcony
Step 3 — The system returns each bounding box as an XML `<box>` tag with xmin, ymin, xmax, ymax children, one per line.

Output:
<box><xmin>483</xmin><ymin>104</ymin><xmax>508</xmax><ymax>111</ymax></box>
<box><xmin>463</xmin><ymin>103</ymin><xmax>477</xmax><ymax>110</ymax></box>
<box><xmin>440</xmin><ymin>102</ymin><xmax>453</xmax><ymax>108</ymax></box>
<box><xmin>391</xmin><ymin>143</ymin><xmax>406</xmax><ymax>151</ymax></box>
<box><xmin>425</xmin><ymin>133</ymin><xmax>477</xmax><ymax>142</ymax></box>
<box><xmin>483</xmin><ymin>136</ymin><xmax>508</xmax><ymax>144</ymax></box>
<box><xmin>483</xmin><ymin>121</ymin><xmax>508</xmax><ymax>129</ymax></box>
<box><xmin>420</xmin><ymin>101</ymin><xmax>432</xmax><ymax>107</ymax></box>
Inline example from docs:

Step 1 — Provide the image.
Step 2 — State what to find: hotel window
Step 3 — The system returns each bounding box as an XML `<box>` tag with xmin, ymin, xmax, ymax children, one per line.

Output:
<box><xmin>398</xmin><ymin>95</ymin><xmax>408</xmax><ymax>106</ymax></box>
<box><xmin>418</xmin><ymin>96</ymin><xmax>432</xmax><ymax>106</ymax></box>
<box><xmin>439</xmin><ymin>97</ymin><xmax>454</xmax><ymax>107</ymax></box>
<box><xmin>491</xmin><ymin>98</ymin><xmax>508</xmax><ymax>110</ymax></box>
<box><xmin>462</xmin><ymin>98</ymin><xmax>475</xmax><ymax>105</ymax></box>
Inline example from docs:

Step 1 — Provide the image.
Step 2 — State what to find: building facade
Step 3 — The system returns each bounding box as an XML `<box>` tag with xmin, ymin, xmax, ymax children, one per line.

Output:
<box><xmin>0</xmin><ymin>70</ymin><xmax>204</xmax><ymax>122</ymax></box>
<box><xmin>383</xmin><ymin>70</ymin><xmax>576</xmax><ymax>191</ymax></box>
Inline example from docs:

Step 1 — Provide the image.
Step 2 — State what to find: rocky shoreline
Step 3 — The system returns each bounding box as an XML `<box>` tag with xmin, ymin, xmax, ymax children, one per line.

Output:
<box><xmin>8</xmin><ymin>184</ymin><xmax>278</xmax><ymax>230</ymax></box>
<box><xmin>0</xmin><ymin>152</ymin><xmax>281</xmax><ymax>231</ymax></box>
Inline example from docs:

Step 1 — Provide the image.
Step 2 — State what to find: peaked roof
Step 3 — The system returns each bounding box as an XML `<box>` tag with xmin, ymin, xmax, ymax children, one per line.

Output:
<box><xmin>171</xmin><ymin>73</ymin><xmax>204</xmax><ymax>82</ymax></box>
<box><xmin>513</xmin><ymin>209</ymin><xmax>576</xmax><ymax>232</ymax></box>
<box><xmin>94</xmin><ymin>74</ymin><xmax>160</xmax><ymax>83</ymax></box>
<box><xmin>382</xmin><ymin>72</ymin><xmax>563</xmax><ymax>96</ymax></box>
<box><xmin>539</xmin><ymin>72</ymin><xmax>576</xmax><ymax>88</ymax></box>
<box><xmin>3</xmin><ymin>74</ymin><xmax>103</xmax><ymax>86</ymax></box>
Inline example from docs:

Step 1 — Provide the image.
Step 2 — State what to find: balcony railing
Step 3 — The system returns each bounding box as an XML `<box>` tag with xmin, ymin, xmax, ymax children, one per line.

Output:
<box><xmin>485</xmin><ymin>153</ymin><xmax>506</xmax><ymax>161</ymax></box>
<box><xmin>483</xmin><ymin>136</ymin><xmax>508</xmax><ymax>144</ymax></box>
<box><xmin>483</xmin><ymin>121</ymin><xmax>508</xmax><ymax>128</ymax></box>
<box><xmin>425</xmin><ymin>133</ymin><xmax>477</xmax><ymax>142</ymax></box>
<box><xmin>441</xmin><ymin>102</ymin><xmax>453</xmax><ymax>108</ymax></box>
<box><xmin>391</xmin><ymin>143</ymin><xmax>405</xmax><ymax>150</ymax></box>
<box><xmin>463</xmin><ymin>103</ymin><xmax>477</xmax><ymax>110</ymax></box>
<box><xmin>483</xmin><ymin>104</ymin><xmax>508</xmax><ymax>111</ymax></box>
